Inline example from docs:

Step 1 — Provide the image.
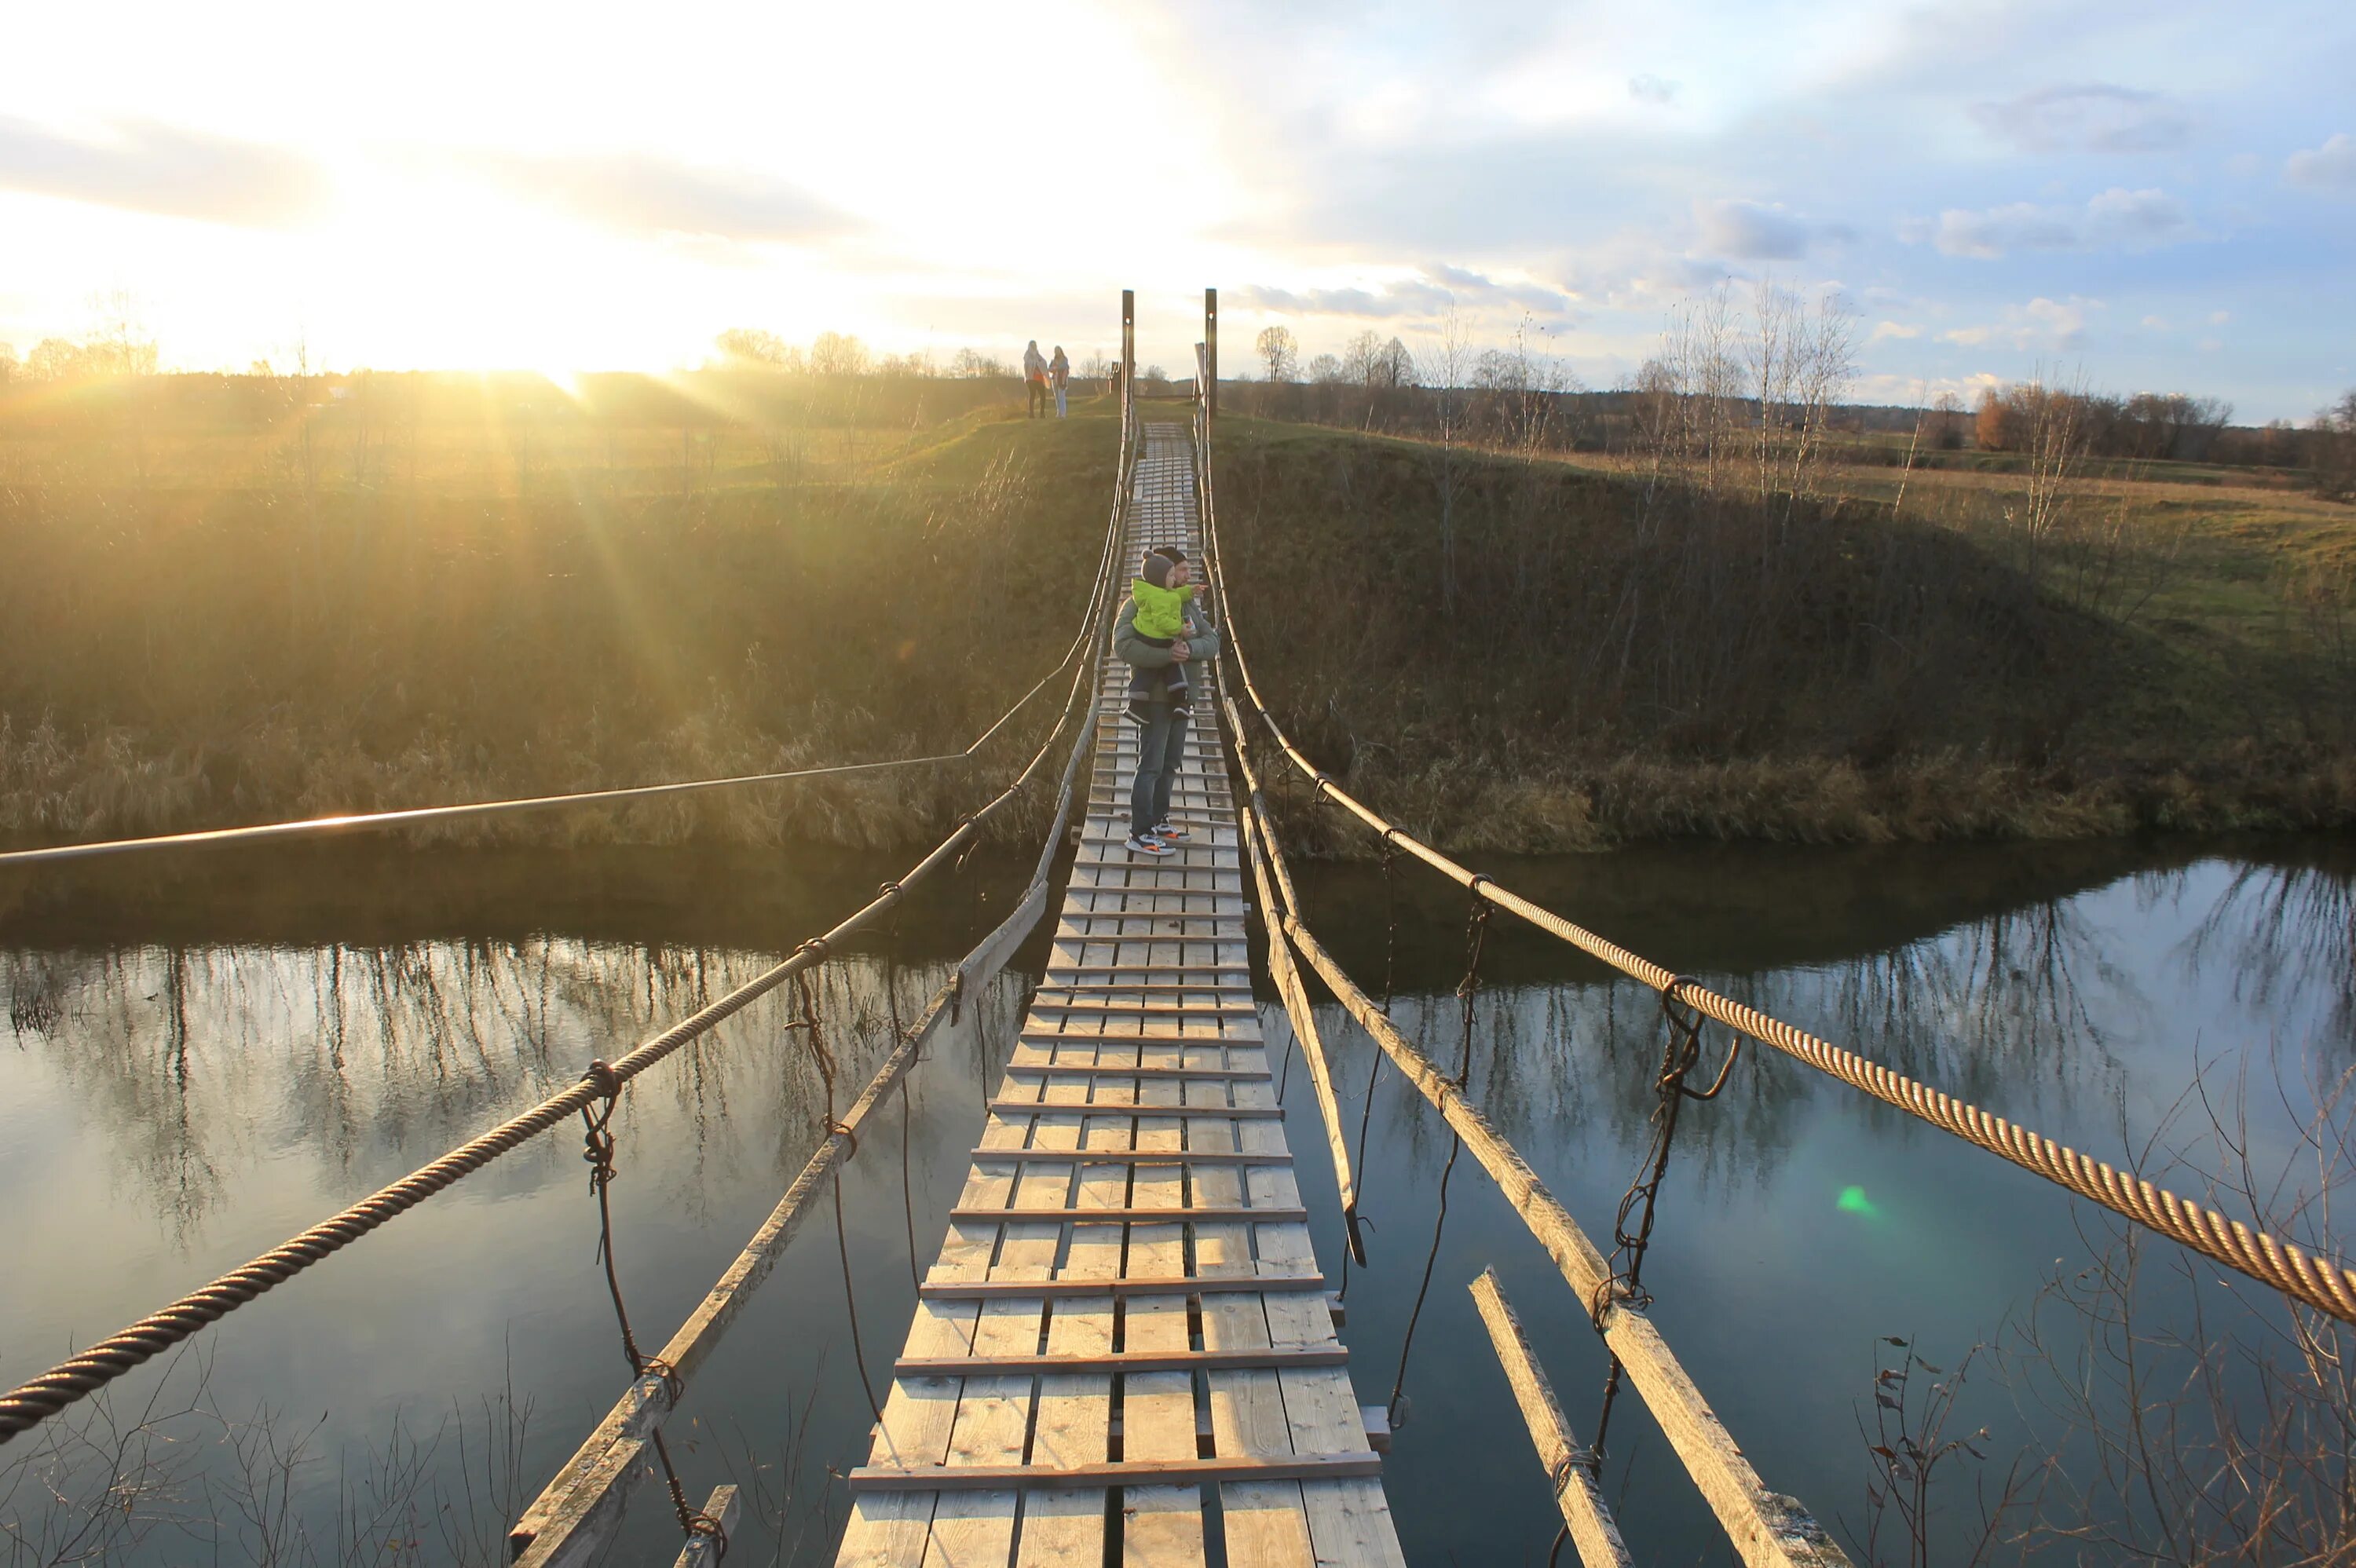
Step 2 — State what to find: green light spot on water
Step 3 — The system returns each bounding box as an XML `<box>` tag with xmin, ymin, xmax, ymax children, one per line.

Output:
<box><xmin>1837</xmin><ymin>1185</ymin><xmax>1879</xmax><ymax>1219</ymax></box>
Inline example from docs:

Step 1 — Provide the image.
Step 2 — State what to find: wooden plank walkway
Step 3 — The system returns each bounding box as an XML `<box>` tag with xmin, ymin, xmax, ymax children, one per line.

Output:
<box><xmin>835</xmin><ymin>426</ymin><xmax>1405</xmax><ymax>1567</ymax></box>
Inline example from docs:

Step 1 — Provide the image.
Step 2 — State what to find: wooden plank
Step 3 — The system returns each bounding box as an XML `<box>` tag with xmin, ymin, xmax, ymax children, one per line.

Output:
<box><xmin>896</xmin><ymin>1349</ymin><xmax>1348</xmax><ymax>1377</ymax></box>
<box><xmin>944</xmin><ymin>1205</ymin><xmax>1309</xmax><ymax>1224</ymax></box>
<box><xmin>1469</xmin><ymin>1268</ymin><xmax>1634</xmax><ymax>1568</ymax></box>
<box><xmin>1016</xmin><ymin>1076</ymin><xmax>1130</xmax><ymax>1566</ymax></box>
<box><xmin>968</xmin><ymin>1148</ymin><xmax>1293</xmax><ymax>1166</ymax></box>
<box><xmin>920</xmin><ymin>1110</ymin><xmax>1074</xmax><ymax>1565</ymax></box>
<box><xmin>850</xmin><ymin>1456</ymin><xmax>1385</xmax><ymax>1493</ymax></box>
<box><xmin>987</xmin><ymin>1099</ymin><xmax>1283</xmax><ymax>1120</ymax></box>
<box><xmin>1121</xmin><ymin>1062</ymin><xmax>1206</xmax><ymax>1566</ymax></box>
<box><xmin>832</xmin><ymin>1128</ymin><xmax>1010</xmax><ymax>1564</ymax></box>
<box><xmin>1189</xmin><ymin>1051</ymin><xmax>1318</xmax><ymax>1566</ymax></box>
<box><xmin>1004</xmin><ymin>1063</ymin><xmax>1271</xmax><ymax>1081</ymax></box>
<box><xmin>918</xmin><ymin>1275</ymin><xmax>1326</xmax><ymax>1300</ymax></box>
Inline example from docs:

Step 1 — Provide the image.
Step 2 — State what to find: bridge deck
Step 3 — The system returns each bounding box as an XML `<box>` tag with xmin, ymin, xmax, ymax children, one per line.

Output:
<box><xmin>835</xmin><ymin>426</ymin><xmax>1404</xmax><ymax>1566</ymax></box>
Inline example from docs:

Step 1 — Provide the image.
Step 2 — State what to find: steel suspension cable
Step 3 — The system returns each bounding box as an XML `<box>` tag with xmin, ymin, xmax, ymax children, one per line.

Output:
<box><xmin>0</xmin><ymin>423</ymin><xmax>1140</xmax><ymax>1446</ymax></box>
<box><xmin>1189</xmin><ymin>401</ymin><xmax>2356</xmax><ymax>1329</ymax></box>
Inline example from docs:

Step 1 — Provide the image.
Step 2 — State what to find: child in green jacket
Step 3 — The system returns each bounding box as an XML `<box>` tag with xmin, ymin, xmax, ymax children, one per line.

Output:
<box><xmin>1124</xmin><ymin>551</ymin><xmax>1194</xmax><ymax>724</ymax></box>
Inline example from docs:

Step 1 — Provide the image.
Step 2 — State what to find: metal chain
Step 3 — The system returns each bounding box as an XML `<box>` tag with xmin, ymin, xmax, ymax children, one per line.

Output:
<box><xmin>1381</xmin><ymin>884</ymin><xmax>1495</xmax><ymax>1429</ymax></box>
<box><xmin>797</xmin><ymin>965</ymin><xmax>887</xmax><ymax>1428</ymax></box>
<box><xmin>1585</xmin><ymin>979</ymin><xmax>1740</xmax><ymax>1467</ymax></box>
<box><xmin>1385</xmin><ymin>1129</ymin><xmax>1459</xmax><ymax>1433</ymax></box>
<box><xmin>1456</xmin><ymin>881</ymin><xmax>1494</xmax><ymax>1088</ymax></box>
<box><xmin>576</xmin><ymin>1061</ymin><xmax>726</xmax><ymax>1551</ymax></box>
<box><xmin>880</xmin><ymin>884</ymin><xmax>921</xmax><ymax>1296</ymax></box>
<box><xmin>1338</xmin><ymin>835</ymin><xmax>1403</xmax><ymax>1302</ymax></box>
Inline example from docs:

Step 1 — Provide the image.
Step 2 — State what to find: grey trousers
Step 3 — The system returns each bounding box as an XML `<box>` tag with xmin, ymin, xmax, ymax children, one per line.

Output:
<box><xmin>1130</xmin><ymin>700</ymin><xmax>1187</xmax><ymax>837</ymax></box>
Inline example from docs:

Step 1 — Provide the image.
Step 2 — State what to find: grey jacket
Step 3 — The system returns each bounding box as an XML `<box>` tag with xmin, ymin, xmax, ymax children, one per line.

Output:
<box><xmin>1114</xmin><ymin>594</ymin><xmax>1220</xmax><ymax>701</ymax></box>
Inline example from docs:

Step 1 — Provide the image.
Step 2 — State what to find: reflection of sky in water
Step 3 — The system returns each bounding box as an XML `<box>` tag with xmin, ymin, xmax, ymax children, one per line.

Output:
<box><xmin>0</xmin><ymin>847</ymin><xmax>2348</xmax><ymax>1563</ymax></box>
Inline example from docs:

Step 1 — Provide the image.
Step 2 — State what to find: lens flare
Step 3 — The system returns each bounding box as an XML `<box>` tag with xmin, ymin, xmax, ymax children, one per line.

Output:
<box><xmin>1837</xmin><ymin>1184</ymin><xmax>1879</xmax><ymax>1219</ymax></box>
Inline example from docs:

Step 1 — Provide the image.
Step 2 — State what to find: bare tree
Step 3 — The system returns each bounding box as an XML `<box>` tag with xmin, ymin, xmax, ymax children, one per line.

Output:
<box><xmin>714</xmin><ymin>328</ymin><xmax>803</xmax><ymax>371</ymax></box>
<box><xmin>1254</xmin><ymin>323</ymin><xmax>1299</xmax><ymax>383</ymax></box>
<box><xmin>2315</xmin><ymin>389</ymin><xmax>2356</xmax><ymax>503</ymax></box>
<box><xmin>808</xmin><ymin>331</ymin><xmax>869</xmax><ymax>378</ymax></box>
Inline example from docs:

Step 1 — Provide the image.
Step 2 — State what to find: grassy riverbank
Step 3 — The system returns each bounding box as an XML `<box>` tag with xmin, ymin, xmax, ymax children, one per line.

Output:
<box><xmin>4</xmin><ymin>382</ymin><xmax>2351</xmax><ymax>857</ymax></box>
<box><xmin>0</xmin><ymin>378</ymin><xmax>1112</xmax><ymax>855</ymax></box>
<box><xmin>1215</xmin><ymin>415</ymin><xmax>2356</xmax><ymax>852</ymax></box>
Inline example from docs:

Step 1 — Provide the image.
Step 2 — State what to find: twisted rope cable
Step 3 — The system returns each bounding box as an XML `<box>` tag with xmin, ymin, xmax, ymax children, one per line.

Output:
<box><xmin>0</xmin><ymin>425</ymin><xmax>1143</xmax><ymax>1445</ymax></box>
<box><xmin>1191</xmin><ymin>405</ymin><xmax>2356</xmax><ymax>1329</ymax></box>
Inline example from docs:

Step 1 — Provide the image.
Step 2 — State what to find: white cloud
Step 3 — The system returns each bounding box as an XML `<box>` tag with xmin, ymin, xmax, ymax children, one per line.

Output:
<box><xmin>2208</xmin><ymin>309</ymin><xmax>2230</xmax><ymax>324</ymax></box>
<box><xmin>1628</xmin><ymin>74</ymin><xmax>1681</xmax><ymax>105</ymax></box>
<box><xmin>2140</xmin><ymin>314</ymin><xmax>2170</xmax><ymax>329</ymax></box>
<box><xmin>2285</xmin><ymin>133</ymin><xmax>2356</xmax><ymax>190</ymax></box>
<box><xmin>1238</xmin><ymin>264</ymin><xmax>1569</xmax><ymax>322</ymax></box>
<box><xmin>1968</xmin><ymin>84</ymin><xmax>2192</xmax><ymax>154</ymax></box>
<box><xmin>1905</xmin><ymin>187</ymin><xmax>2195</xmax><ymax>258</ymax></box>
<box><xmin>1871</xmin><ymin>320</ymin><xmax>1920</xmax><ymax>340</ymax></box>
<box><xmin>1941</xmin><ymin>295</ymin><xmax>2102</xmax><ymax>351</ymax></box>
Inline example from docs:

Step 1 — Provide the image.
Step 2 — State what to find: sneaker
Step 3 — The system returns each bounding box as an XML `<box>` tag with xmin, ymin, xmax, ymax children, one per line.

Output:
<box><xmin>1124</xmin><ymin>696</ymin><xmax>1155</xmax><ymax>726</ymax></box>
<box><xmin>1124</xmin><ymin>834</ymin><xmax>1175</xmax><ymax>857</ymax></box>
<box><xmin>1151</xmin><ymin>821</ymin><xmax>1191</xmax><ymax>840</ymax></box>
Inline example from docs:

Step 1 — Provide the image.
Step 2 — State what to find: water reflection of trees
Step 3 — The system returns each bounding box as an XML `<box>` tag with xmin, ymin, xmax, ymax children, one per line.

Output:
<box><xmin>1320</xmin><ymin>890</ymin><xmax>2146</xmax><ymax>1197</ymax></box>
<box><xmin>2173</xmin><ymin>858</ymin><xmax>2356</xmax><ymax>1047</ymax></box>
<box><xmin>0</xmin><ymin>939</ymin><xmax>1021</xmax><ymax>1251</ymax></box>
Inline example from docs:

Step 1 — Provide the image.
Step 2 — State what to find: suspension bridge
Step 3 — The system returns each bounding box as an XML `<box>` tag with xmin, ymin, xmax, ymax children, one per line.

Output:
<box><xmin>2</xmin><ymin>291</ymin><xmax>2352</xmax><ymax>1568</ymax></box>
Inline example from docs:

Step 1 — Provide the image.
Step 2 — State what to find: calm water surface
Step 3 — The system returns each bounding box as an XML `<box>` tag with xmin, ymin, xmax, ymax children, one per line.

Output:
<box><xmin>1</xmin><ymin>836</ymin><xmax>2348</xmax><ymax>1564</ymax></box>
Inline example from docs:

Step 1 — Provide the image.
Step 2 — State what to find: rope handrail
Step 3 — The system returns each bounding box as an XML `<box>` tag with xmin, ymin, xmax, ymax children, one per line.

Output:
<box><xmin>1187</xmin><ymin>400</ymin><xmax>2356</xmax><ymax>1329</ymax></box>
<box><xmin>0</xmin><ymin>422</ymin><xmax>1137</xmax><ymax>871</ymax></box>
<box><xmin>0</xmin><ymin>408</ymin><xmax>1142</xmax><ymax>1447</ymax></box>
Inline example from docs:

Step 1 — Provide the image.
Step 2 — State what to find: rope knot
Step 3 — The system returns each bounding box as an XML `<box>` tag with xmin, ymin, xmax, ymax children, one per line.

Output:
<box><xmin>827</xmin><ymin>1117</ymin><xmax>861</xmax><ymax>1157</ymax></box>
<box><xmin>796</xmin><ymin>937</ymin><xmax>831</xmax><ymax>963</ymax></box>
<box><xmin>580</xmin><ymin>1058</ymin><xmax>622</xmax><ymax>1100</ymax></box>
<box><xmin>877</xmin><ymin>879</ymin><xmax>905</xmax><ymax>905</ymax></box>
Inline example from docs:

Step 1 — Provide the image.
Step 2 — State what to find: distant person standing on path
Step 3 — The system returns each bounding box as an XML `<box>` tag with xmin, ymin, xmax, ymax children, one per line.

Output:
<box><xmin>1114</xmin><ymin>546</ymin><xmax>1217</xmax><ymax>856</ymax></box>
<box><xmin>1023</xmin><ymin>340</ymin><xmax>1048</xmax><ymax>418</ymax></box>
<box><xmin>1048</xmin><ymin>345</ymin><xmax>1070</xmax><ymax>418</ymax></box>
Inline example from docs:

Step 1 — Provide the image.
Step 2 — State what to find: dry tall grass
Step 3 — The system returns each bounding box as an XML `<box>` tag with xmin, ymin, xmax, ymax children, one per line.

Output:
<box><xmin>0</xmin><ymin>381</ymin><xmax>1113</xmax><ymax>853</ymax></box>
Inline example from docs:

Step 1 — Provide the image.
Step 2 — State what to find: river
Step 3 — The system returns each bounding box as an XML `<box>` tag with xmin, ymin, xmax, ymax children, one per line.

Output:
<box><xmin>2</xmin><ymin>835</ymin><xmax>2348</xmax><ymax>1564</ymax></box>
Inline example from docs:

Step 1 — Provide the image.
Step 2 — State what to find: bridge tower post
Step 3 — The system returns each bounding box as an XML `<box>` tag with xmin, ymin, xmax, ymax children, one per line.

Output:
<box><xmin>1204</xmin><ymin>287</ymin><xmax>1218</xmax><ymax>423</ymax></box>
<box><xmin>1121</xmin><ymin>289</ymin><xmax>1135</xmax><ymax>400</ymax></box>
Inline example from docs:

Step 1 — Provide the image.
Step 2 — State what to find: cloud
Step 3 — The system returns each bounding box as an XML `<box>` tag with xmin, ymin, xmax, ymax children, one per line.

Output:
<box><xmin>1968</xmin><ymin>84</ymin><xmax>2193</xmax><ymax>154</ymax></box>
<box><xmin>1871</xmin><ymin>320</ymin><xmax>1921</xmax><ymax>340</ymax></box>
<box><xmin>1628</xmin><ymin>75</ymin><xmax>1681</xmax><ymax>106</ymax></box>
<box><xmin>1239</xmin><ymin>264</ymin><xmax>1569</xmax><ymax>321</ymax></box>
<box><xmin>2285</xmin><ymin>133</ymin><xmax>2356</xmax><ymax>190</ymax></box>
<box><xmin>1905</xmin><ymin>187</ymin><xmax>2195</xmax><ymax>258</ymax></box>
<box><xmin>1694</xmin><ymin>199</ymin><xmax>1813</xmax><ymax>260</ymax></box>
<box><xmin>1940</xmin><ymin>295</ymin><xmax>2102</xmax><ymax>351</ymax></box>
<box><xmin>476</xmin><ymin>152</ymin><xmax>856</xmax><ymax>241</ymax></box>
<box><xmin>0</xmin><ymin>115</ymin><xmax>328</xmax><ymax>227</ymax></box>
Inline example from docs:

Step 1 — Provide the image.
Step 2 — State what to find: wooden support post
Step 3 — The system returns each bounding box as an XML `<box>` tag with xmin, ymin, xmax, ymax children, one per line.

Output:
<box><xmin>1469</xmin><ymin>1269</ymin><xmax>1634</xmax><ymax>1568</ymax></box>
<box><xmin>1235</xmin><ymin>767</ymin><xmax>1361</xmax><ymax>1255</ymax></box>
<box><xmin>1121</xmin><ymin>288</ymin><xmax>1136</xmax><ymax>403</ymax></box>
<box><xmin>1204</xmin><ymin>287</ymin><xmax>1218</xmax><ymax>423</ymax></box>
<box><xmin>669</xmin><ymin>1485</ymin><xmax>740</xmax><ymax>1568</ymax></box>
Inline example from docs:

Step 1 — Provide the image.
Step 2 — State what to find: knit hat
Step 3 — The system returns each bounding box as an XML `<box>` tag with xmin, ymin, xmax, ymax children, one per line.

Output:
<box><xmin>1140</xmin><ymin>553</ymin><xmax>1173</xmax><ymax>589</ymax></box>
<box><xmin>1151</xmin><ymin>545</ymin><xmax>1188</xmax><ymax>566</ymax></box>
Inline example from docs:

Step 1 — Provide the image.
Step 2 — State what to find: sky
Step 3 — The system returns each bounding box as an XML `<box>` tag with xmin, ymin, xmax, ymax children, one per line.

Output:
<box><xmin>2</xmin><ymin>0</ymin><xmax>2351</xmax><ymax>419</ymax></box>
